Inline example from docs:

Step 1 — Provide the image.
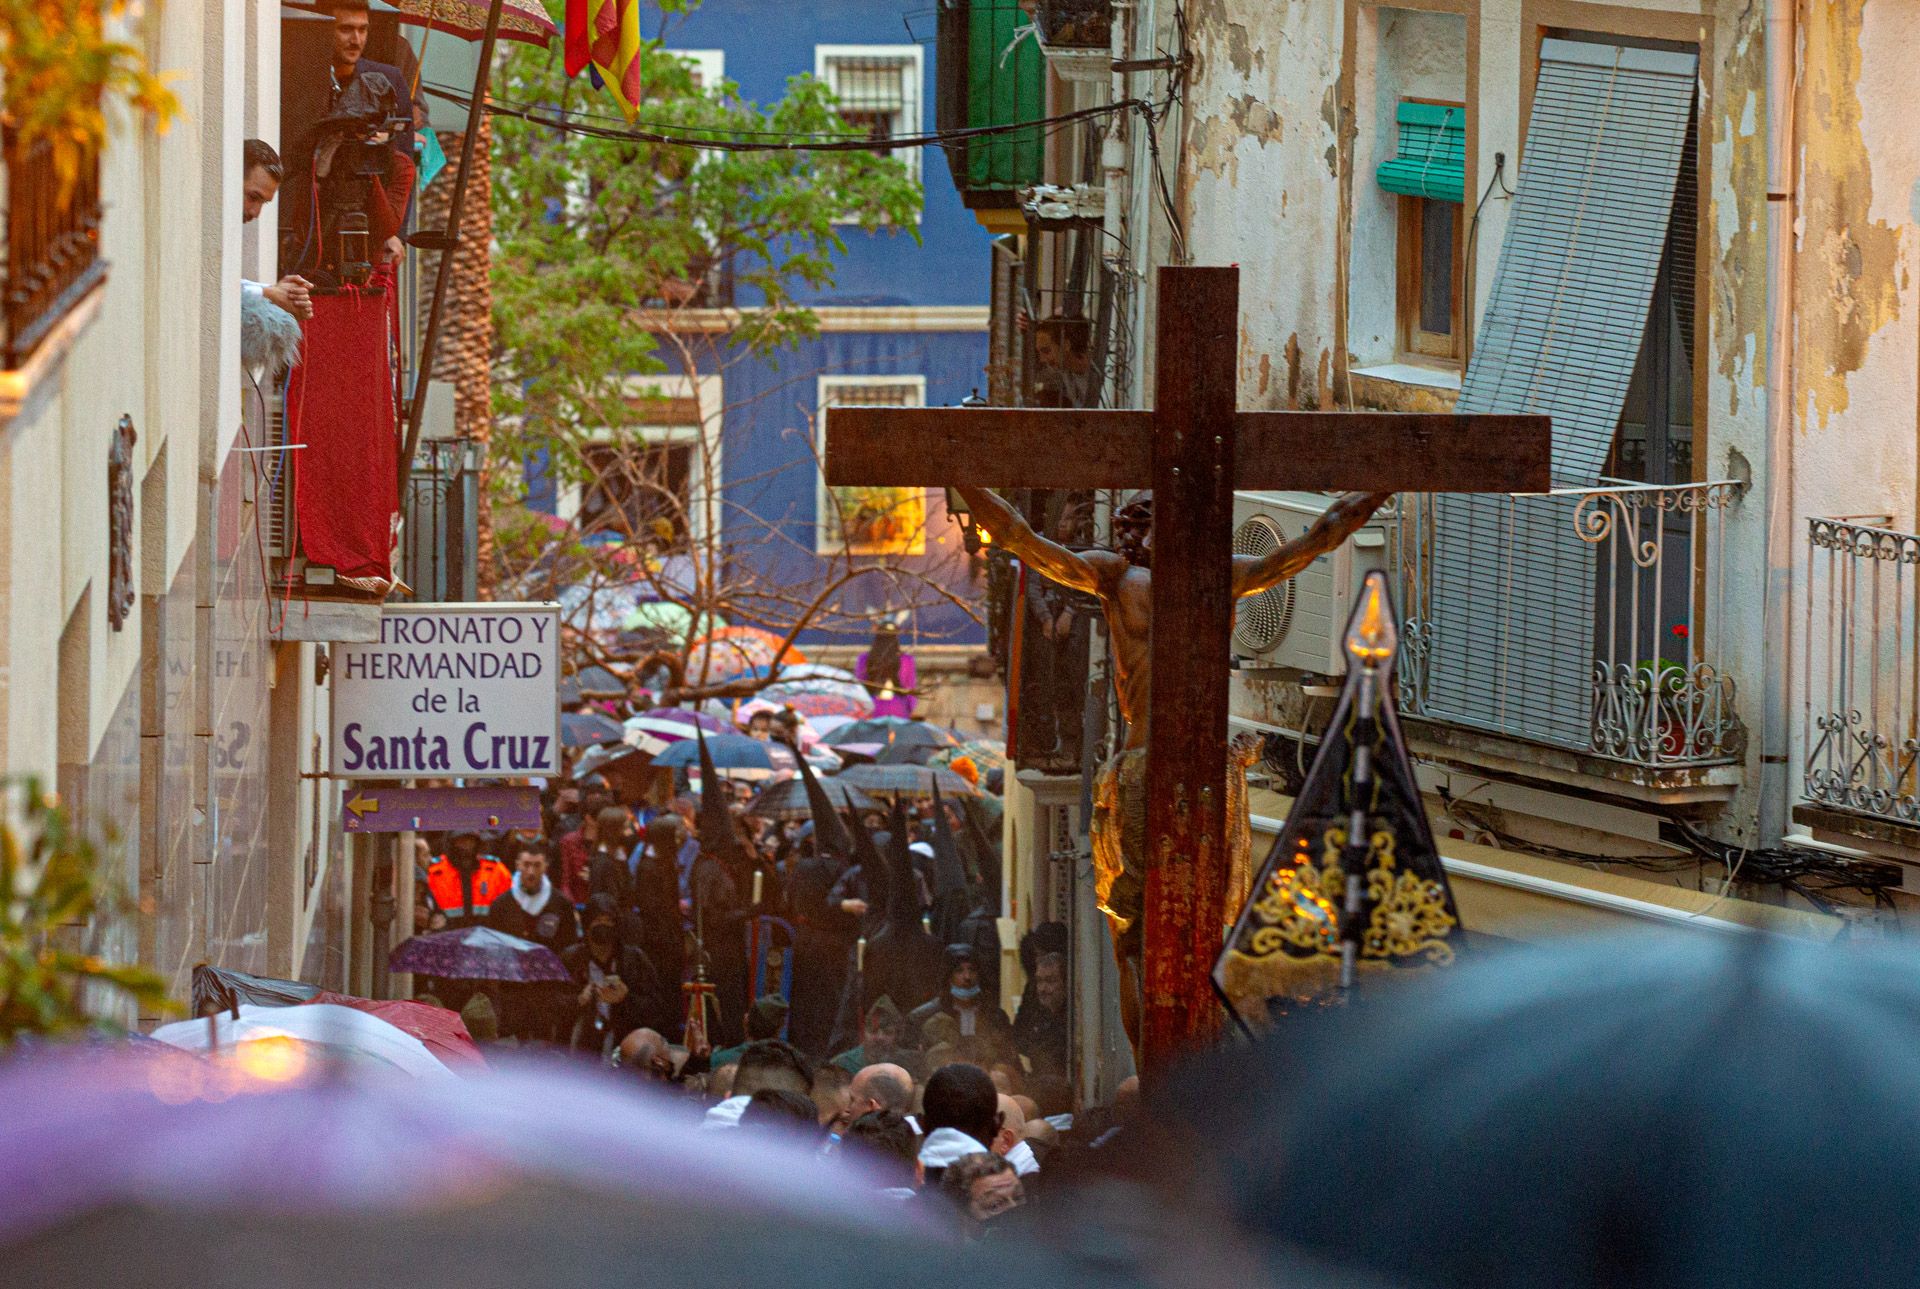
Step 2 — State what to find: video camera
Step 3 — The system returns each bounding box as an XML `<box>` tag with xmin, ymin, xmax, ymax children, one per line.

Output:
<box><xmin>302</xmin><ymin>73</ymin><xmax>409</xmax><ymax>289</ymax></box>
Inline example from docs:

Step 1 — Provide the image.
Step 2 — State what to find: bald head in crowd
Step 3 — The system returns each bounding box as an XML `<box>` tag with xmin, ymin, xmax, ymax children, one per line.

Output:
<box><xmin>994</xmin><ymin>1093</ymin><xmax>1028</xmax><ymax>1156</ymax></box>
<box><xmin>849</xmin><ymin>1063</ymin><xmax>914</xmax><ymax>1118</ymax></box>
<box><xmin>617</xmin><ymin>1028</ymin><xmax>673</xmax><ymax>1080</ymax></box>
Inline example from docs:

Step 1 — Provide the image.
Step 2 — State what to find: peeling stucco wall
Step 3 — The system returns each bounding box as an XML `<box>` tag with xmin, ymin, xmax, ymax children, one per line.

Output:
<box><xmin>1178</xmin><ymin>0</ymin><xmax>1345</xmax><ymax>411</ymax></box>
<box><xmin>1791</xmin><ymin>0</ymin><xmax>1917</xmax><ymax>527</ymax></box>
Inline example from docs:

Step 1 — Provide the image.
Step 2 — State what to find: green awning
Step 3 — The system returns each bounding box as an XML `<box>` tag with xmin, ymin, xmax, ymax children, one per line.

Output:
<box><xmin>1376</xmin><ymin>101</ymin><xmax>1466</xmax><ymax>203</ymax></box>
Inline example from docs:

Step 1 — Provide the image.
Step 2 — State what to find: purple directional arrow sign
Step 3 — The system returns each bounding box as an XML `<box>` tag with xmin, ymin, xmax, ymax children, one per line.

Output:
<box><xmin>341</xmin><ymin>786</ymin><xmax>543</xmax><ymax>834</ymax></box>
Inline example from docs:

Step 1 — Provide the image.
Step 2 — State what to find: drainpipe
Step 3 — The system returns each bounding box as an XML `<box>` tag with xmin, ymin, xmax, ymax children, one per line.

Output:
<box><xmin>1760</xmin><ymin>0</ymin><xmax>1798</xmax><ymax>844</ymax></box>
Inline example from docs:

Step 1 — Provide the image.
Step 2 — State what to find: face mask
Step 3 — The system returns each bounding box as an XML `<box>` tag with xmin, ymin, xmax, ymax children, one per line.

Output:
<box><xmin>950</xmin><ymin>984</ymin><xmax>981</xmax><ymax>1001</ymax></box>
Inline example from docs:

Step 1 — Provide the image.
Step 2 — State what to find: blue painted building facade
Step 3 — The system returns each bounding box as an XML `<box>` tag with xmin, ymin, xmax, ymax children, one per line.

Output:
<box><xmin>647</xmin><ymin>0</ymin><xmax>994</xmax><ymax>649</ymax></box>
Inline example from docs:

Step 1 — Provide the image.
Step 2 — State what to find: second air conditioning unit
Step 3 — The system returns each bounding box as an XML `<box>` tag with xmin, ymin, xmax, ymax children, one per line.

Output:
<box><xmin>1231</xmin><ymin>491</ymin><xmax>1394</xmax><ymax>674</ymax></box>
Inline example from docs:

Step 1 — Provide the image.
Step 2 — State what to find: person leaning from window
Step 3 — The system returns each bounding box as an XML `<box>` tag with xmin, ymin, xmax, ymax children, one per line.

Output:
<box><xmin>240</xmin><ymin>140</ymin><xmax>312</xmax><ymax>321</ymax></box>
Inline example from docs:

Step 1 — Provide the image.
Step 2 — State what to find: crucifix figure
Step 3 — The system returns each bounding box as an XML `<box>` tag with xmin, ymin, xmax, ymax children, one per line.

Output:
<box><xmin>825</xmin><ymin>266</ymin><xmax>1549</xmax><ymax>1074</ymax></box>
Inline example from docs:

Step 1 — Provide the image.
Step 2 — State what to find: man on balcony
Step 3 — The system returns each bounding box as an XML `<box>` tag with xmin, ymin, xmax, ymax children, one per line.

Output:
<box><xmin>240</xmin><ymin>140</ymin><xmax>312</xmax><ymax>322</ymax></box>
<box><xmin>327</xmin><ymin>0</ymin><xmax>414</xmax><ymax>264</ymax></box>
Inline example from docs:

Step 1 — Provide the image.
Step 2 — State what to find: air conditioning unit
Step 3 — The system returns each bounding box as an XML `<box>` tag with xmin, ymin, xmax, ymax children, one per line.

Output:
<box><xmin>252</xmin><ymin>379</ymin><xmax>298</xmax><ymax>560</ymax></box>
<box><xmin>1230</xmin><ymin>491</ymin><xmax>1393</xmax><ymax>674</ymax></box>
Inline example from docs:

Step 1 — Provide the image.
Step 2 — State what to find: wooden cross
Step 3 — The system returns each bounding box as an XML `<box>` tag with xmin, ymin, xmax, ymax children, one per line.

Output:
<box><xmin>826</xmin><ymin>266</ymin><xmax>1549</xmax><ymax>1072</ymax></box>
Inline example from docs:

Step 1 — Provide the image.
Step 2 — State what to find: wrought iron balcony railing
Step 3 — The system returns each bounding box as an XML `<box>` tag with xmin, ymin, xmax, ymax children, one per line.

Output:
<box><xmin>3</xmin><ymin>132</ymin><xmax>107</xmax><ymax>368</ymax></box>
<box><xmin>1804</xmin><ymin>518</ymin><xmax>1920</xmax><ymax>825</ymax></box>
<box><xmin>1397</xmin><ymin>479</ymin><xmax>1746</xmax><ymax>769</ymax></box>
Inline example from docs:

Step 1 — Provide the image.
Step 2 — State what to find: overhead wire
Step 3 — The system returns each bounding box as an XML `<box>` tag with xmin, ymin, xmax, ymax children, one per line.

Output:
<box><xmin>422</xmin><ymin>80</ymin><xmax>1158</xmax><ymax>155</ymax></box>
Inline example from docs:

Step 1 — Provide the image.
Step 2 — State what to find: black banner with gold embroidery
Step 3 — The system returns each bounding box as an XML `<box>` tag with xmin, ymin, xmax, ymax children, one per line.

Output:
<box><xmin>1214</xmin><ymin>572</ymin><xmax>1462</xmax><ymax>1033</ymax></box>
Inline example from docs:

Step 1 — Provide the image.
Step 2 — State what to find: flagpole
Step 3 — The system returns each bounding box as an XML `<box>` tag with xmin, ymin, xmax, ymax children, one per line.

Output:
<box><xmin>397</xmin><ymin>0</ymin><xmax>508</xmax><ymax>498</ymax></box>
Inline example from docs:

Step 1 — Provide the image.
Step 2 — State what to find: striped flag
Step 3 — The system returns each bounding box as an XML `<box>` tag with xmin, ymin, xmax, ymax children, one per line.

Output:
<box><xmin>586</xmin><ymin>0</ymin><xmax>644</xmax><ymax>120</ymax></box>
<box><xmin>564</xmin><ymin>0</ymin><xmax>590</xmax><ymax>77</ymax></box>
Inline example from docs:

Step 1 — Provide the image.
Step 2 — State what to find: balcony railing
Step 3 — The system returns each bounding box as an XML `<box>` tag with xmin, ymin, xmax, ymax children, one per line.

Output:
<box><xmin>3</xmin><ymin>132</ymin><xmax>107</xmax><ymax>368</ymax></box>
<box><xmin>1804</xmin><ymin>518</ymin><xmax>1920</xmax><ymax>825</ymax></box>
<box><xmin>1397</xmin><ymin>479</ymin><xmax>1746</xmax><ymax>769</ymax></box>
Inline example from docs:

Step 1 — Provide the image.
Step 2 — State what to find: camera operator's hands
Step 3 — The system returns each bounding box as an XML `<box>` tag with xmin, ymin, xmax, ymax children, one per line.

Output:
<box><xmin>264</xmin><ymin>275</ymin><xmax>313</xmax><ymax>320</ymax></box>
<box><xmin>382</xmin><ymin>235</ymin><xmax>405</xmax><ymax>265</ymax></box>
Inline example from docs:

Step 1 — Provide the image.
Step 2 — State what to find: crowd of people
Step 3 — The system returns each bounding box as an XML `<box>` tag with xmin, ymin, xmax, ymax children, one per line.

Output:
<box><xmin>399</xmin><ymin>691</ymin><xmax>1099</xmax><ymax>1233</ymax></box>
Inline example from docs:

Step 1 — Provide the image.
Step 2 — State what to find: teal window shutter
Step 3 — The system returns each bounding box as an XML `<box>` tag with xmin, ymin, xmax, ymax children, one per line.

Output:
<box><xmin>1377</xmin><ymin>102</ymin><xmax>1466</xmax><ymax>203</ymax></box>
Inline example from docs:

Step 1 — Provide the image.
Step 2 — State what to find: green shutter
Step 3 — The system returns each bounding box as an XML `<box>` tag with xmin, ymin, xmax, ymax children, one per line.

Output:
<box><xmin>1376</xmin><ymin>101</ymin><xmax>1466</xmax><ymax>204</ymax></box>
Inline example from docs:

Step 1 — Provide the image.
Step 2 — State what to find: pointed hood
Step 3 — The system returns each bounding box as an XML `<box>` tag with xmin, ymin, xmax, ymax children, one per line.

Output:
<box><xmin>926</xmin><ymin>783</ymin><xmax>970</xmax><ymax>904</ymax></box>
<box><xmin>848</xmin><ymin>806</ymin><xmax>889</xmax><ymax>925</ymax></box>
<box><xmin>881</xmin><ymin>798</ymin><xmax>924</xmax><ymax>932</ymax></box>
<box><xmin>959</xmin><ymin>795</ymin><xmax>1002</xmax><ymax>916</ymax></box>
<box><xmin>796</xmin><ymin>746</ymin><xmax>853</xmax><ymax>861</ymax></box>
<box><xmin>695</xmin><ymin>726</ymin><xmax>748</xmax><ymax>868</ymax></box>
<box><xmin>926</xmin><ymin>783</ymin><xmax>972</xmax><ymax>944</ymax></box>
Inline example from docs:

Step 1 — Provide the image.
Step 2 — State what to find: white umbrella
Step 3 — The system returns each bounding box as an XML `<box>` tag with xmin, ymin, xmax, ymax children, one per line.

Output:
<box><xmin>153</xmin><ymin>1004</ymin><xmax>456</xmax><ymax>1081</ymax></box>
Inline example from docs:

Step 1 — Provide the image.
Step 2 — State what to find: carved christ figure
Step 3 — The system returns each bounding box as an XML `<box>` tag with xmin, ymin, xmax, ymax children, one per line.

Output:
<box><xmin>954</xmin><ymin>486</ymin><xmax>1393</xmax><ymax>1037</ymax></box>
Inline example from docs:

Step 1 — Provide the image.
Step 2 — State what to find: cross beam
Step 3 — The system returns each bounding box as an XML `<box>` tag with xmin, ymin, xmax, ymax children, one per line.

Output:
<box><xmin>824</xmin><ymin>266</ymin><xmax>1549</xmax><ymax>1073</ymax></box>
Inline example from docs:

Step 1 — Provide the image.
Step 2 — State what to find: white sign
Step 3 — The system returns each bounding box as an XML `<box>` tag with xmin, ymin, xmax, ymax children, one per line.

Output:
<box><xmin>331</xmin><ymin>603</ymin><xmax>561</xmax><ymax>778</ymax></box>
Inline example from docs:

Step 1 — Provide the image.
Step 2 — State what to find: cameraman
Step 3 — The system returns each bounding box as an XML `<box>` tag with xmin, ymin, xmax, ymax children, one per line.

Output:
<box><xmin>327</xmin><ymin>0</ymin><xmax>414</xmax><ymax>262</ymax></box>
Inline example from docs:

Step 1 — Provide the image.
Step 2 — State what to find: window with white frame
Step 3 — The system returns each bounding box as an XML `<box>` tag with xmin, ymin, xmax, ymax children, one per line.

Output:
<box><xmin>674</xmin><ymin>49</ymin><xmax>725</xmax><ymax>94</ymax></box>
<box><xmin>815</xmin><ymin>45</ymin><xmax>923</xmax><ymax>191</ymax></box>
<box><xmin>562</xmin><ymin>376</ymin><xmax>722</xmax><ymax>553</ymax></box>
<box><xmin>816</xmin><ymin>375</ymin><xmax>927</xmax><ymax>556</ymax></box>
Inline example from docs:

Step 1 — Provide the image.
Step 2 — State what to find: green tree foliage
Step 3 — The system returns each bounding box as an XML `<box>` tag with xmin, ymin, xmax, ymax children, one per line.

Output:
<box><xmin>491</xmin><ymin>2</ymin><xmax>920</xmax><ymax>537</ymax></box>
<box><xmin>0</xmin><ymin>785</ymin><xmax>175</xmax><ymax>1044</ymax></box>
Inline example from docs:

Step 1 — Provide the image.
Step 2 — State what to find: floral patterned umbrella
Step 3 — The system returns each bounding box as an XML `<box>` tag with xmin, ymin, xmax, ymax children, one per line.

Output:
<box><xmin>387</xmin><ymin>927</ymin><xmax>570</xmax><ymax>983</ymax></box>
<box><xmin>389</xmin><ymin>0</ymin><xmax>557</xmax><ymax>46</ymax></box>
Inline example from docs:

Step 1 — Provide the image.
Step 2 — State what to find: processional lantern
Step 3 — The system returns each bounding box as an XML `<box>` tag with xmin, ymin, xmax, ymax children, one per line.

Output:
<box><xmin>1213</xmin><ymin>570</ymin><xmax>1465</xmax><ymax>1034</ymax></box>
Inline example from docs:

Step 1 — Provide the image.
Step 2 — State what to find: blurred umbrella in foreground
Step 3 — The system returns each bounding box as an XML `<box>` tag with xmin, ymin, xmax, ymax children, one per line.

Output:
<box><xmin>0</xmin><ymin>1054</ymin><xmax>1159</xmax><ymax>1289</ymax></box>
<box><xmin>388</xmin><ymin>927</ymin><xmax>570</xmax><ymax>983</ymax></box>
<box><xmin>307</xmin><ymin>993</ymin><xmax>486</xmax><ymax>1073</ymax></box>
<box><xmin>1152</xmin><ymin>932</ymin><xmax>1920</xmax><ymax>1289</ymax></box>
<box><xmin>152</xmin><ymin>1004</ymin><xmax>455</xmax><ymax>1080</ymax></box>
<box><xmin>190</xmin><ymin>964</ymin><xmax>320</xmax><ymax>1016</ymax></box>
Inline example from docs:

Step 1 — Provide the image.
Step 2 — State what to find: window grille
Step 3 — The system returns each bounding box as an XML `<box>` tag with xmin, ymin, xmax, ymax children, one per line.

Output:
<box><xmin>817</xmin><ymin>376</ymin><xmax>927</xmax><ymax>555</ymax></box>
<box><xmin>818</xmin><ymin>47</ymin><xmax>922</xmax><ymax>185</ymax></box>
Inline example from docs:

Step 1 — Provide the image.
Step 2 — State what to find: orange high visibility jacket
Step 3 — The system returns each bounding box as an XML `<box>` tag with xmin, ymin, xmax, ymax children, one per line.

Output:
<box><xmin>426</xmin><ymin>855</ymin><xmax>514</xmax><ymax>921</ymax></box>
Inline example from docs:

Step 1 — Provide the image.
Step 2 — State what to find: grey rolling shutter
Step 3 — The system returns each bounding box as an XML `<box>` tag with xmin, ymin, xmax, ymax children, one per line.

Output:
<box><xmin>1420</xmin><ymin>40</ymin><xmax>1697</xmax><ymax>750</ymax></box>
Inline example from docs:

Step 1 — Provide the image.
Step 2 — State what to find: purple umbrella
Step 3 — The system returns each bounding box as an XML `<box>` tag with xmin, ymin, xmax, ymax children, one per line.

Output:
<box><xmin>622</xmin><ymin>708</ymin><xmax>730</xmax><ymax>756</ymax></box>
<box><xmin>387</xmin><ymin>927</ymin><xmax>570</xmax><ymax>982</ymax></box>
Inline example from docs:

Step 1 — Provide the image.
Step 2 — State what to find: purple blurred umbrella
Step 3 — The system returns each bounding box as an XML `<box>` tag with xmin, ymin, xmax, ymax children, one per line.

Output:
<box><xmin>387</xmin><ymin>927</ymin><xmax>569</xmax><ymax>982</ymax></box>
<box><xmin>0</xmin><ymin>1052</ymin><xmax>1099</xmax><ymax>1289</ymax></box>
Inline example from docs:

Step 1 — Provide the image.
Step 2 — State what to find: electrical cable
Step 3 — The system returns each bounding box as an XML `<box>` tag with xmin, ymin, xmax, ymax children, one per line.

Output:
<box><xmin>423</xmin><ymin>80</ymin><xmax>1156</xmax><ymax>155</ymax></box>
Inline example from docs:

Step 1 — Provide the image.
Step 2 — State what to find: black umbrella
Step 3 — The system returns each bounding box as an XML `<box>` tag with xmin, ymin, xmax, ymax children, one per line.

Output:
<box><xmin>823</xmin><ymin>718</ymin><xmax>959</xmax><ymax>750</ymax></box>
<box><xmin>560</xmin><ymin>711</ymin><xmax>625</xmax><ymax>749</ymax></box>
<box><xmin>743</xmin><ymin>776</ymin><xmax>878</xmax><ymax>824</ymax></box>
<box><xmin>557</xmin><ymin>664</ymin><xmax>626</xmax><ymax>705</ymax></box>
<box><xmin>874</xmin><ymin>740</ymin><xmax>938</xmax><ymax>766</ymax></box>
<box><xmin>836</xmin><ymin>762</ymin><xmax>977</xmax><ymax>801</ymax></box>
<box><xmin>1150</xmin><ymin>932</ymin><xmax>1920</xmax><ymax>1289</ymax></box>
